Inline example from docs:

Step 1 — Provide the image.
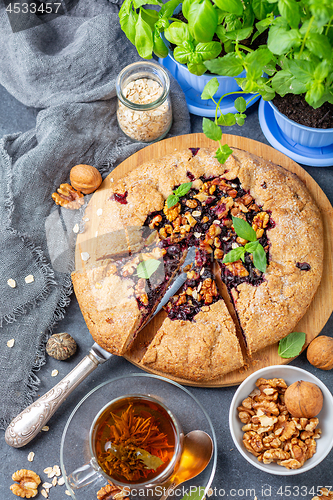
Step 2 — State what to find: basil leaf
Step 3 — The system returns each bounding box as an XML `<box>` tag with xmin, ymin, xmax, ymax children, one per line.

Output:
<box><xmin>164</xmin><ymin>21</ymin><xmax>192</xmax><ymax>45</ymax></box>
<box><xmin>136</xmin><ymin>259</ymin><xmax>161</xmax><ymax>279</ymax></box>
<box><xmin>222</xmin><ymin>246</ymin><xmax>246</xmax><ymax>263</ymax></box>
<box><xmin>234</xmin><ymin>96</ymin><xmax>247</xmax><ymax>113</ymax></box>
<box><xmin>187</xmin><ymin>0</ymin><xmax>218</xmax><ymax>42</ymax></box>
<box><xmin>204</xmin><ymin>53</ymin><xmax>243</xmax><ymax>77</ymax></box>
<box><xmin>252</xmin><ymin>0</ymin><xmax>275</xmax><ymax>21</ymax></box>
<box><xmin>153</xmin><ymin>30</ymin><xmax>169</xmax><ymax>58</ymax></box>
<box><xmin>278</xmin><ymin>0</ymin><xmax>300</xmax><ymax>29</ymax></box>
<box><xmin>202</xmin><ymin>118</ymin><xmax>222</xmax><ymax>141</ymax></box>
<box><xmin>166</xmin><ymin>194</ymin><xmax>179</xmax><ymax>208</ymax></box>
<box><xmin>271</xmin><ymin>70</ymin><xmax>306</xmax><ymax>95</ymax></box>
<box><xmin>213</xmin><ymin>0</ymin><xmax>243</xmax><ymax>16</ymax></box>
<box><xmin>187</xmin><ymin>62</ymin><xmax>207</xmax><ymax>75</ymax></box>
<box><xmin>135</xmin><ymin>12</ymin><xmax>154</xmax><ymax>59</ymax></box>
<box><xmin>196</xmin><ymin>41</ymin><xmax>222</xmax><ymax>61</ymax></box>
<box><xmin>160</xmin><ymin>0</ymin><xmax>181</xmax><ymax>18</ymax></box>
<box><xmin>174</xmin><ymin>42</ymin><xmax>195</xmax><ymax>64</ymax></box>
<box><xmin>244</xmin><ymin>240</ymin><xmax>259</xmax><ymax>253</ymax></box>
<box><xmin>133</xmin><ymin>0</ymin><xmax>161</xmax><ymax>7</ymax></box>
<box><xmin>201</xmin><ymin>77</ymin><xmax>219</xmax><ymax>99</ymax></box>
<box><xmin>267</xmin><ymin>25</ymin><xmax>301</xmax><ymax>55</ymax></box>
<box><xmin>224</xmin><ymin>26</ymin><xmax>253</xmax><ymax>41</ymax></box>
<box><xmin>314</xmin><ymin>59</ymin><xmax>332</xmax><ymax>81</ymax></box>
<box><xmin>217</xmin><ymin>112</ymin><xmax>237</xmax><ymax>126</ymax></box>
<box><xmin>235</xmin><ymin>113</ymin><xmax>246</xmax><ymax>126</ymax></box>
<box><xmin>174</xmin><ymin>182</ymin><xmax>192</xmax><ymax>197</ymax></box>
<box><xmin>305</xmin><ymin>81</ymin><xmax>325</xmax><ymax>107</ymax></box>
<box><xmin>215</xmin><ymin>144</ymin><xmax>233</xmax><ymax>164</ymax></box>
<box><xmin>287</xmin><ymin>60</ymin><xmax>316</xmax><ymax>83</ymax></box>
<box><xmin>278</xmin><ymin>331</ymin><xmax>306</xmax><ymax>358</ymax></box>
<box><xmin>252</xmin><ymin>244</ymin><xmax>267</xmax><ymax>272</ymax></box>
<box><xmin>232</xmin><ymin>216</ymin><xmax>257</xmax><ymax>241</ymax></box>
<box><xmin>305</xmin><ymin>33</ymin><xmax>332</xmax><ymax>59</ymax></box>
<box><xmin>244</xmin><ymin>47</ymin><xmax>273</xmax><ymax>80</ymax></box>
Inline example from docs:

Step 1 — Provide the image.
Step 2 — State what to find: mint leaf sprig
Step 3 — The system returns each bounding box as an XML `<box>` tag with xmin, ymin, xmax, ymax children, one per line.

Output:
<box><xmin>167</xmin><ymin>182</ymin><xmax>192</xmax><ymax>208</ymax></box>
<box><xmin>222</xmin><ymin>216</ymin><xmax>267</xmax><ymax>273</ymax></box>
<box><xmin>201</xmin><ymin>78</ymin><xmax>259</xmax><ymax>165</ymax></box>
<box><xmin>278</xmin><ymin>331</ymin><xmax>306</xmax><ymax>358</ymax></box>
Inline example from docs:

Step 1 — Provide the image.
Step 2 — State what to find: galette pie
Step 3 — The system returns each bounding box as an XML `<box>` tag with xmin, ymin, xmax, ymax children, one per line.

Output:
<box><xmin>72</xmin><ymin>147</ymin><xmax>323</xmax><ymax>381</ymax></box>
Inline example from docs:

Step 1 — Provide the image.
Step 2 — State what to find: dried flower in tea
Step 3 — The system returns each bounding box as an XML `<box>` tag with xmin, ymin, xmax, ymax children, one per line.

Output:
<box><xmin>94</xmin><ymin>398</ymin><xmax>176</xmax><ymax>484</ymax></box>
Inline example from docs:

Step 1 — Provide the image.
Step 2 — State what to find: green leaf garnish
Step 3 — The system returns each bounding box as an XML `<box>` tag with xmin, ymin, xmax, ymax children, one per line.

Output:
<box><xmin>215</xmin><ymin>144</ymin><xmax>233</xmax><ymax>164</ymax></box>
<box><xmin>252</xmin><ymin>245</ymin><xmax>267</xmax><ymax>273</ymax></box>
<box><xmin>167</xmin><ymin>182</ymin><xmax>192</xmax><ymax>208</ymax></box>
<box><xmin>222</xmin><ymin>246</ymin><xmax>246</xmax><ymax>264</ymax></box>
<box><xmin>202</xmin><ymin>117</ymin><xmax>222</xmax><ymax>142</ymax></box>
<box><xmin>136</xmin><ymin>259</ymin><xmax>161</xmax><ymax>279</ymax></box>
<box><xmin>174</xmin><ymin>182</ymin><xmax>192</xmax><ymax>197</ymax></box>
<box><xmin>222</xmin><ymin>217</ymin><xmax>267</xmax><ymax>272</ymax></box>
<box><xmin>167</xmin><ymin>194</ymin><xmax>180</xmax><ymax>208</ymax></box>
<box><xmin>232</xmin><ymin>216</ymin><xmax>257</xmax><ymax>241</ymax></box>
<box><xmin>278</xmin><ymin>332</ymin><xmax>306</xmax><ymax>358</ymax></box>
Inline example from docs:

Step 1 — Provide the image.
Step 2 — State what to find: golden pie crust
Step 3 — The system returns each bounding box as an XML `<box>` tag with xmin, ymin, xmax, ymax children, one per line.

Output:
<box><xmin>72</xmin><ymin>147</ymin><xmax>323</xmax><ymax>381</ymax></box>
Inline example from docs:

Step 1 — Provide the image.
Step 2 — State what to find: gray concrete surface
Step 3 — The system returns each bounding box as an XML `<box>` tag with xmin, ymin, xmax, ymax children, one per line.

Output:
<box><xmin>1</xmin><ymin>84</ymin><xmax>333</xmax><ymax>500</ymax></box>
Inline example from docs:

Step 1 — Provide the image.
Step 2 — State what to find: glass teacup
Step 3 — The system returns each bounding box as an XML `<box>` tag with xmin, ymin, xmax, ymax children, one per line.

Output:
<box><xmin>67</xmin><ymin>394</ymin><xmax>183</xmax><ymax>492</ymax></box>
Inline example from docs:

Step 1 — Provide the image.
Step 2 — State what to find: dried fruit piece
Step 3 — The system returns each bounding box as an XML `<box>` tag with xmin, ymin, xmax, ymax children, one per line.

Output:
<box><xmin>46</xmin><ymin>332</ymin><xmax>77</xmax><ymax>361</ymax></box>
<box><xmin>10</xmin><ymin>469</ymin><xmax>41</xmax><ymax>498</ymax></box>
<box><xmin>70</xmin><ymin>164</ymin><xmax>102</xmax><ymax>194</ymax></box>
<box><xmin>307</xmin><ymin>336</ymin><xmax>333</xmax><ymax>370</ymax></box>
<box><xmin>52</xmin><ymin>183</ymin><xmax>84</xmax><ymax>210</ymax></box>
<box><xmin>284</xmin><ymin>381</ymin><xmax>323</xmax><ymax>418</ymax></box>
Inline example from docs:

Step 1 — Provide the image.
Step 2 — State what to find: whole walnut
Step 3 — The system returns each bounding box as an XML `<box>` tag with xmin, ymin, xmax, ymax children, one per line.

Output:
<box><xmin>70</xmin><ymin>164</ymin><xmax>102</xmax><ymax>194</ymax></box>
<box><xmin>307</xmin><ymin>336</ymin><xmax>333</xmax><ymax>370</ymax></box>
<box><xmin>284</xmin><ymin>380</ymin><xmax>323</xmax><ymax>418</ymax></box>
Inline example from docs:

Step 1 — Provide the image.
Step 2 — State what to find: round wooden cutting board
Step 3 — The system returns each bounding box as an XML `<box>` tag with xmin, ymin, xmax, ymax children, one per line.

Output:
<box><xmin>75</xmin><ymin>133</ymin><xmax>333</xmax><ymax>387</ymax></box>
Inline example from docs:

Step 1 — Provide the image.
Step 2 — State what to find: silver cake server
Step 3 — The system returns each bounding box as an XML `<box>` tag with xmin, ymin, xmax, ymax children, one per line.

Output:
<box><xmin>5</xmin><ymin>247</ymin><xmax>196</xmax><ymax>448</ymax></box>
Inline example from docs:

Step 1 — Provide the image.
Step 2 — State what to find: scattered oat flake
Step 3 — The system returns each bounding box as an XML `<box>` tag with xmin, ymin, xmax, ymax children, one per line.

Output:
<box><xmin>27</xmin><ymin>451</ymin><xmax>35</xmax><ymax>462</ymax></box>
<box><xmin>53</xmin><ymin>465</ymin><xmax>61</xmax><ymax>476</ymax></box>
<box><xmin>52</xmin><ymin>477</ymin><xmax>58</xmax><ymax>487</ymax></box>
<box><xmin>51</xmin><ymin>369</ymin><xmax>59</xmax><ymax>377</ymax></box>
<box><xmin>65</xmin><ymin>490</ymin><xmax>71</xmax><ymax>496</ymax></box>
<box><xmin>7</xmin><ymin>278</ymin><xmax>16</xmax><ymax>288</ymax></box>
<box><xmin>58</xmin><ymin>477</ymin><xmax>65</xmax><ymax>486</ymax></box>
<box><xmin>73</xmin><ymin>223</ymin><xmax>80</xmax><ymax>233</ymax></box>
<box><xmin>44</xmin><ymin>467</ymin><xmax>53</xmax><ymax>475</ymax></box>
<box><xmin>25</xmin><ymin>274</ymin><xmax>34</xmax><ymax>284</ymax></box>
<box><xmin>42</xmin><ymin>482</ymin><xmax>53</xmax><ymax>489</ymax></box>
<box><xmin>84</xmin><ymin>217</ymin><xmax>89</xmax><ymax>222</ymax></box>
<box><xmin>42</xmin><ymin>426</ymin><xmax>49</xmax><ymax>431</ymax></box>
<box><xmin>41</xmin><ymin>489</ymin><xmax>48</xmax><ymax>498</ymax></box>
<box><xmin>81</xmin><ymin>252</ymin><xmax>90</xmax><ymax>261</ymax></box>
<box><xmin>7</xmin><ymin>338</ymin><xmax>15</xmax><ymax>348</ymax></box>
<box><xmin>207</xmin><ymin>488</ymin><xmax>213</xmax><ymax>497</ymax></box>
<box><xmin>97</xmin><ymin>208</ymin><xmax>103</xmax><ymax>216</ymax></box>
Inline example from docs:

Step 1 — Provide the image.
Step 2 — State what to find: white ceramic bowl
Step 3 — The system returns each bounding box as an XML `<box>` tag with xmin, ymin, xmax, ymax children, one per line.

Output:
<box><xmin>229</xmin><ymin>365</ymin><xmax>333</xmax><ymax>475</ymax></box>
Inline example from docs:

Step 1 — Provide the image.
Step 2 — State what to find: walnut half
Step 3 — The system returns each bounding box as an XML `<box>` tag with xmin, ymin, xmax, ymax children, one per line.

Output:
<box><xmin>52</xmin><ymin>183</ymin><xmax>84</xmax><ymax>209</ymax></box>
<box><xmin>97</xmin><ymin>483</ymin><xmax>129</xmax><ymax>500</ymax></box>
<box><xmin>10</xmin><ymin>469</ymin><xmax>41</xmax><ymax>498</ymax></box>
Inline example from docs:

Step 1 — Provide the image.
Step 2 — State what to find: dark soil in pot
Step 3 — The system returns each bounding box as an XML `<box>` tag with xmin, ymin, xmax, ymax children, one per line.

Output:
<box><xmin>272</xmin><ymin>93</ymin><xmax>333</xmax><ymax>129</ymax></box>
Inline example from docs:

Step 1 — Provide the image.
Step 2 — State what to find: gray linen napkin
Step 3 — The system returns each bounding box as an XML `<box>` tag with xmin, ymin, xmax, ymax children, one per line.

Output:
<box><xmin>0</xmin><ymin>0</ymin><xmax>190</xmax><ymax>429</ymax></box>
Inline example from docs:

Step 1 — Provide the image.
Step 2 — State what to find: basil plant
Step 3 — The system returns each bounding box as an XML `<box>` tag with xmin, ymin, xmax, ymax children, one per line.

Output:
<box><xmin>204</xmin><ymin>0</ymin><xmax>333</xmax><ymax>109</ymax></box>
<box><xmin>119</xmin><ymin>0</ymin><xmax>276</xmax><ymax>75</ymax></box>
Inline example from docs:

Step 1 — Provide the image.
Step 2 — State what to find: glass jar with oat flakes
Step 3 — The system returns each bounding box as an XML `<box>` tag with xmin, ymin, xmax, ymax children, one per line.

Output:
<box><xmin>116</xmin><ymin>61</ymin><xmax>172</xmax><ymax>143</ymax></box>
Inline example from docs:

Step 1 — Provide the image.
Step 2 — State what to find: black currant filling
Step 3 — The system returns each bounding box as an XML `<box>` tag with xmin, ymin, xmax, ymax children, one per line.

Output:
<box><xmin>142</xmin><ymin>174</ymin><xmax>274</xmax><ymax>322</ymax></box>
<box><xmin>112</xmin><ymin>191</ymin><xmax>128</xmax><ymax>204</ymax></box>
<box><xmin>165</xmin><ymin>249</ymin><xmax>220</xmax><ymax>321</ymax></box>
<box><xmin>296</xmin><ymin>262</ymin><xmax>311</xmax><ymax>271</ymax></box>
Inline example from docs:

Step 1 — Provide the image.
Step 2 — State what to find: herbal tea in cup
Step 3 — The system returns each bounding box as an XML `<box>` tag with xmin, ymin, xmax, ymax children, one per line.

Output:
<box><xmin>68</xmin><ymin>394</ymin><xmax>183</xmax><ymax>491</ymax></box>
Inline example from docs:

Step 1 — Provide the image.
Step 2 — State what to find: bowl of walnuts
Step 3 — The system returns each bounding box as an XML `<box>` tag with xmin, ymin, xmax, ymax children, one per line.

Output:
<box><xmin>229</xmin><ymin>365</ymin><xmax>333</xmax><ymax>475</ymax></box>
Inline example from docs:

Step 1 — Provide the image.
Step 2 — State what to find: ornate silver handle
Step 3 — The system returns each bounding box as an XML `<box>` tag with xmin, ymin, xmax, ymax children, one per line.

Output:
<box><xmin>5</xmin><ymin>348</ymin><xmax>110</xmax><ymax>448</ymax></box>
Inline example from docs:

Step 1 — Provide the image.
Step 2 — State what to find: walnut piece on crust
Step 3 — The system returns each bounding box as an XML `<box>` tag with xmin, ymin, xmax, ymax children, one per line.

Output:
<box><xmin>10</xmin><ymin>470</ymin><xmax>41</xmax><ymax>498</ymax></box>
<box><xmin>141</xmin><ymin>300</ymin><xmax>243</xmax><ymax>381</ymax></box>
